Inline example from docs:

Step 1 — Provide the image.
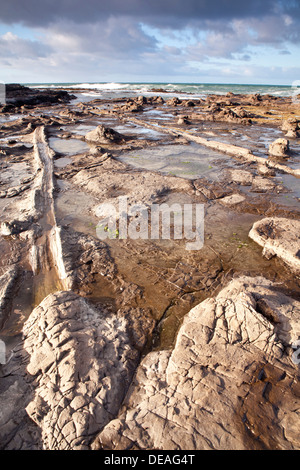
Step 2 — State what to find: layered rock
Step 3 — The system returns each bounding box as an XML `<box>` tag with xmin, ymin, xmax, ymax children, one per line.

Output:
<box><xmin>92</xmin><ymin>276</ymin><xmax>300</xmax><ymax>451</ymax></box>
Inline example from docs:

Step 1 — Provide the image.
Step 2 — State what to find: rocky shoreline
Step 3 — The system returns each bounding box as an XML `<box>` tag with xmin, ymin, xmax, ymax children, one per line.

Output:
<box><xmin>0</xmin><ymin>84</ymin><xmax>299</xmax><ymax>450</ymax></box>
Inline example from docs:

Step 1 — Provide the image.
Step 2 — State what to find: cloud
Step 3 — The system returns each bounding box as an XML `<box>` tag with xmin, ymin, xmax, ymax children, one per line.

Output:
<box><xmin>0</xmin><ymin>0</ymin><xmax>290</xmax><ymax>28</ymax></box>
<box><xmin>45</xmin><ymin>18</ymin><xmax>157</xmax><ymax>57</ymax></box>
<box><xmin>0</xmin><ymin>31</ymin><xmax>51</xmax><ymax>58</ymax></box>
<box><xmin>0</xmin><ymin>1</ymin><xmax>300</xmax><ymax>83</ymax></box>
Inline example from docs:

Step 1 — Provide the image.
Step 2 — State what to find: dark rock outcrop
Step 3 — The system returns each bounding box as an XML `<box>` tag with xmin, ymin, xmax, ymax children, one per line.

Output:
<box><xmin>4</xmin><ymin>84</ymin><xmax>75</xmax><ymax>108</ymax></box>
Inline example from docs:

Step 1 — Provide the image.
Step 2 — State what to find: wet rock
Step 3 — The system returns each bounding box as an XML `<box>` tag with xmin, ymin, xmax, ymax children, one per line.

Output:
<box><xmin>206</xmin><ymin>105</ymin><xmax>252</xmax><ymax>124</ymax></box>
<box><xmin>269</xmin><ymin>138</ymin><xmax>290</xmax><ymax>158</ymax></box>
<box><xmin>227</xmin><ymin>169</ymin><xmax>253</xmax><ymax>186</ymax></box>
<box><xmin>185</xmin><ymin>100</ymin><xmax>195</xmax><ymax>107</ymax></box>
<box><xmin>25</xmin><ymin>123</ymin><xmax>36</xmax><ymax>132</ymax></box>
<box><xmin>249</xmin><ymin>217</ymin><xmax>300</xmax><ymax>273</ymax></box>
<box><xmin>219</xmin><ymin>194</ymin><xmax>246</xmax><ymax>206</ymax></box>
<box><xmin>194</xmin><ymin>179</ymin><xmax>231</xmax><ymax>200</ymax></box>
<box><xmin>232</xmin><ymin>107</ymin><xmax>254</xmax><ymax>119</ymax></box>
<box><xmin>5</xmin><ymin>84</ymin><xmax>75</xmax><ymax>107</ymax></box>
<box><xmin>0</xmin><ymin>104</ymin><xmax>16</xmax><ymax>113</ymax></box>
<box><xmin>85</xmin><ymin>125</ymin><xmax>125</xmax><ymax>144</ymax></box>
<box><xmin>58</xmin><ymin>109</ymin><xmax>82</xmax><ymax>119</ymax></box>
<box><xmin>251</xmin><ymin>176</ymin><xmax>278</xmax><ymax>193</ymax></box>
<box><xmin>92</xmin><ymin>276</ymin><xmax>300</xmax><ymax>451</ymax></box>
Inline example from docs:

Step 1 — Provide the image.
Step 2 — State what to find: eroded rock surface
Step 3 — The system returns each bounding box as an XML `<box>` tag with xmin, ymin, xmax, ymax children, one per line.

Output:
<box><xmin>282</xmin><ymin>118</ymin><xmax>300</xmax><ymax>138</ymax></box>
<box><xmin>92</xmin><ymin>276</ymin><xmax>300</xmax><ymax>451</ymax></box>
<box><xmin>249</xmin><ymin>217</ymin><xmax>300</xmax><ymax>273</ymax></box>
<box><xmin>0</xmin><ymin>291</ymin><xmax>141</xmax><ymax>450</ymax></box>
<box><xmin>71</xmin><ymin>154</ymin><xmax>193</xmax><ymax>209</ymax></box>
<box><xmin>269</xmin><ymin>138</ymin><xmax>290</xmax><ymax>158</ymax></box>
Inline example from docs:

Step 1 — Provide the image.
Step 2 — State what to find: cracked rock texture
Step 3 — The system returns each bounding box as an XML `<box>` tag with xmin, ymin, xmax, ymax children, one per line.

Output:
<box><xmin>249</xmin><ymin>217</ymin><xmax>300</xmax><ymax>273</ymax></box>
<box><xmin>71</xmin><ymin>155</ymin><xmax>193</xmax><ymax>209</ymax></box>
<box><xmin>0</xmin><ymin>291</ymin><xmax>140</xmax><ymax>450</ymax></box>
<box><xmin>92</xmin><ymin>276</ymin><xmax>300</xmax><ymax>451</ymax></box>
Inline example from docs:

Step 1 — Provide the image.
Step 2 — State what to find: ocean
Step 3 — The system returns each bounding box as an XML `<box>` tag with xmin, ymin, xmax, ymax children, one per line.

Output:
<box><xmin>25</xmin><ymin>82</ymin><xmax>299</xmax><ymax>101</ymax></box>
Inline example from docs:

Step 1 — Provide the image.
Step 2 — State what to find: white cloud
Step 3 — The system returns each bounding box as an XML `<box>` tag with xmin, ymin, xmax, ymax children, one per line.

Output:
<box><xmin>0</xmin><ymin>30</ymin><xmax>51</xmax><ymax>58</ymax></box>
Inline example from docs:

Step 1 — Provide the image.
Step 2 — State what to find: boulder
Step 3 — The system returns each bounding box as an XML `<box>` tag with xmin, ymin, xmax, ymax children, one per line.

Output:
<box><xmin>167</xmin><ymin>97</ymin><xmax>182</xmax><ymax>106</ymax></box>
<box><xmin>149</xmin><ymin>96</ymin><xmax>165</xmax><ymax>104</ymax></box>
<box><xmin>85</xmin><ymin>125</ymin><xmax>124</xmax><ymax>144</ymax></box>
<box><xmin>282</xmin><ymin>118</ymin><xmax>299</xmax><ymax>138</ymax></box>
<box><xmin>268</xmin><ymin>138</ymin><xmax>290</xmax><ymax>158</ymax></box>
<box><xmin>249</xmin><ymin>217</ymin><xmax>300</xmax><ymax>273</ymax></box>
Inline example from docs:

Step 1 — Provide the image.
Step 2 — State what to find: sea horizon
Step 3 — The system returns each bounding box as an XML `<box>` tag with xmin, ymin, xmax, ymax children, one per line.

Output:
<box><xmin>21</xmin><ymin>81</ymin><xmax>299</xmax><ymax>100</ymax></box>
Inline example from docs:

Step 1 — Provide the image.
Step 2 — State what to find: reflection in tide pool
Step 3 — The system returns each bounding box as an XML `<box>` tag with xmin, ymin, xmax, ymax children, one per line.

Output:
<box><xmin>49</xmin><ymin>137</ymin><xmax>90</xmax><ymax>155</ymax></box>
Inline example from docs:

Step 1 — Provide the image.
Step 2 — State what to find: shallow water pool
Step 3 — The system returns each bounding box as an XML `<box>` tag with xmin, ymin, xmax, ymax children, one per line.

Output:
<box><xmin>49</xmin><ymin>137</ymin><xmax>90</xmax><ymax>155</ymax></box>
<box><xmin>118</xmin><ymin>142</ymin><xmax>239</xmax><ymax>180</ymax></box>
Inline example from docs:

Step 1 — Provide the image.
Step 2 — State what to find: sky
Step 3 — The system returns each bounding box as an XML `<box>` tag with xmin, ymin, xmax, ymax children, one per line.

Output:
<box><xmin>0</xmin><ymin>0</ymin><xmax>300</xmax><ymax>85</ymax></box>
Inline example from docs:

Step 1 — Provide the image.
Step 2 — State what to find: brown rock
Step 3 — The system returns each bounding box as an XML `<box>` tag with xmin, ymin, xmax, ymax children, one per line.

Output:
<box><xmin>282</xmin><ymin>118</ymin><xmax>299</xmax><ymax>138</ymax></box>
<box><xmin>269</xmin><ymin>138</ymin><xmax>290</xmax><ymax>158</ymax></box>
<box><xmin>85</xmin><ymin>125</ymin><xmax>124</xmax><ymax>144</ymax></box>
